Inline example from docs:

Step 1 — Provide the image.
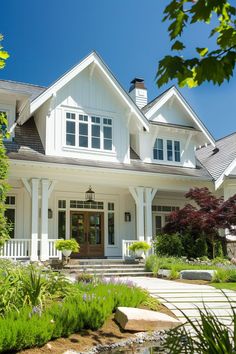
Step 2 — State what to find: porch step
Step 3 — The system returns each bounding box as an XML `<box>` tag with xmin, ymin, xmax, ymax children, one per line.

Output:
<box><xmin>62</xmin><ymin>259</ymin><xmax>151</xmax><ymax>277</ymax></box>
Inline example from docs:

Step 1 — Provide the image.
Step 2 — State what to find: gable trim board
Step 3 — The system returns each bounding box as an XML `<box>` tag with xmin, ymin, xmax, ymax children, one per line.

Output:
<box><xmin>144</xmin><ymin>86</ymin><xmax>215</xmax><ymax>147</ymax></box>
<box><xmin>17</xmin><ymin>51</ymin><xmax>149</xmax><ymax>131</ymax></box>
<box><xmin>215</xmin><ymin>157</ymin><xmax>236</xmax><ymax>190</ymax></box>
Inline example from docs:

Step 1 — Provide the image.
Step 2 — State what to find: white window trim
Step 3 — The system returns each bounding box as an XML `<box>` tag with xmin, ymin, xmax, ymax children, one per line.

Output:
<box><xmin>153</xmin><ymin>138</ymin><xmax>181</xmax><ymax>164</ymax></box>
<box><xmin>63</xmin><ymin>109</ymin><xmax>114</xmax><ymax>153</ymax></box>
<box><xmin>5</xmin><ymin>195</ymin><xmax>16</xmax><ymax>238</ymax></box>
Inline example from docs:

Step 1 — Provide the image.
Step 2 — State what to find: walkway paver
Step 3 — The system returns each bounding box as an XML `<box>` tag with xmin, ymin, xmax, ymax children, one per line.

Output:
<box><xmin>127</xmin><ymin>277</ymin><xmax>236</xmax><ymax>328</ymax></box>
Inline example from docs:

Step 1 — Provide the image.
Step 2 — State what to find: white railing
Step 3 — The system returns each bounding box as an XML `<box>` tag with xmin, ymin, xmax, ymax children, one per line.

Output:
<box><xmin>122</xmin><ymin>240</ymin><xmax>136</xmax><ymax>260</ymax></box>
<box><xmin>0</xmin><ymin>239</ymin><xmax>31</xmax><ymax>259</ymax></box>
<box><xmin>48</xmin><ymin>239</ymin><xmax>62</xmax><ymax>259</ymax></box>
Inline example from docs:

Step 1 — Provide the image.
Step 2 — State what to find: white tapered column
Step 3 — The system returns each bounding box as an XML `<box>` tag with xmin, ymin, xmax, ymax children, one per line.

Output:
<box><xmin>31</xmin><ymin>178</ymin><xmax>39</xmax><ymax>261</ymax></box>
<box><xmin>129</xmin><ymin>187</ymin><xmax>145</xmax><ymax>241</ymax></box>
<box><xmin>40</xmin><ymin>179</ymin><xmax>49</xmax><ymax>261</ymax></box>
<box><xmin>145</xmin><ymin>188</ymin><xmax>157</xmax><ymax>243</ymax></box>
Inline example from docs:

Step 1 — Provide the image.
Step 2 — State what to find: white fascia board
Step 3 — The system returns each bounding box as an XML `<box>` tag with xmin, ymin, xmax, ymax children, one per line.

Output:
<box><xmin>22</xmin><ymin>52</ymin><xmax>148</xmax><ymax>131</ymax></box>
<box><xmin>10</xmin><ymin>159</ymin><xmax>211</xmax><ymax>181</ymax></box>
<box><xmin>145</xmin><ymin>87</ymin><xmax>215</xmax><ymax>147</ymax></box>
<box><xmin>215</xmin><ymin>157</ymin><xmax>236</xmax><ymax>190</ymax></box>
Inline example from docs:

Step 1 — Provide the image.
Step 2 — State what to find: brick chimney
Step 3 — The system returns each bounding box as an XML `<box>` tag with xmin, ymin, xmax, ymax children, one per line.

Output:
<box><xmin>129</xmin><ymin>78</ymin><xmax>147</xmax><ymax>109</ymax></box>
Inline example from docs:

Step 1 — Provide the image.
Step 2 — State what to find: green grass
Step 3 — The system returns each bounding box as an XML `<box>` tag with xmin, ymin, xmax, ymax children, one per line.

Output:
<box><xmin>210</xmin><ymin>282</ymin><xmax>236</xmax><ymax>291</ymax></box>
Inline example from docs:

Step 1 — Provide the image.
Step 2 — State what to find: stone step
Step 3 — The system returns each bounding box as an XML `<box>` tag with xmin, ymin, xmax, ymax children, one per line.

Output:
<box><xmin>99</xmin><ymin>271</ymin><xmax>153</xmax><ymax>277</ymax></box>
<box><xmin>65</xmin><ymin>264</ymin><xmax>145</xmax><ymax>269</ymax></box>
<box><xmin>69</xmin><ymin>259</ymin><xmax>138</xmax><ymax>265</ymax></box>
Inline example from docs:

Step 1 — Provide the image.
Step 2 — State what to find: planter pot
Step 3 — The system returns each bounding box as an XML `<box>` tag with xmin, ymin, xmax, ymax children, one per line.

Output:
<box><xmin>62</xmin><ymin>249</ymin><xmax>72</xmax><ymax>257</ymax></box>
<box><xmin>135</xmin><ymin>250</ymin><xmax>144</xmax><ymax>258</ymax></box>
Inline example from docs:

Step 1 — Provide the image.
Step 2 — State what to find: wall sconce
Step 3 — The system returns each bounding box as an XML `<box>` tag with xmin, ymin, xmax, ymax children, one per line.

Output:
<box><xmin>124</xmin><ymin>212</ymin><xmax>131</xmax><ymax>222</ymax></box>
<box><xmin>48</xmin><ymin>209</ymin><xmax>53</xmax><ymax>219</ymax></box>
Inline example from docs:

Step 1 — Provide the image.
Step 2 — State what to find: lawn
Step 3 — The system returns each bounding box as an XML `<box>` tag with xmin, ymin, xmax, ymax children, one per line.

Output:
<box><xmin>210</xmin><ymin>283</ymin><xmax>236</xmax><ymax>291</ymax></box>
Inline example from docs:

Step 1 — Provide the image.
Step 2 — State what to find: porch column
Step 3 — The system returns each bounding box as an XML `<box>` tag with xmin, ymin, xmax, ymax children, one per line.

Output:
<box><xmin>31</xmin><ymin>178</ymin><xmax>39</xmax><ymax>261</ymax></box>
<box><xmin>145</xmin><ymin>188</ymin><xmax>157</xmax><ymax>244</ymax></box>
<box><xmin>129</xmin><ymin>187</ymin><xmax>145</xmax><ymax>241</ymax></box>
<box><xmin>40</xmin><ymin>179</ymin><xmax>49</xmax><ymax>261</ymax></box>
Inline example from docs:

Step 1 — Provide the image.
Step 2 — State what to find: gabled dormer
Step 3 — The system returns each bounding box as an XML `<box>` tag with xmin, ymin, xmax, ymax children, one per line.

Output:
<box><xmin>131</xmin><ymin>86</ymin><xmax>215</xmax><ymax>168</ymax></box>
<box><xmin>16</xmin><ymin>52</ymin><xmax>149</xmax><ymax>164</ymax></box>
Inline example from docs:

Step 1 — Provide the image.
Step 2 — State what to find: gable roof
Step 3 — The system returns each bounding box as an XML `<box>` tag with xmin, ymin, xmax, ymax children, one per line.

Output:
<box><xmin>17</xmin><ymin>51</ymin><xmax>149</xmax><ymax>131</ymax></box>
<box><xmin>142</xmin><ymin>86</ymin><xmax>215</xmax><ymax>146</ymax></box>
<box><xmin>196</xmin><ymin>131</ymin><xmax>236</xmax><ymax>189</ymax></box>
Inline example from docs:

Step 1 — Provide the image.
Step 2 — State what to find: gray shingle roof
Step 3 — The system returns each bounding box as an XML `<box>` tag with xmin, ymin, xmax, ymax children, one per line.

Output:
<box><xmin>0</xmin><ymin>80</ymin><xmax>46</xmax><ymax>102</ymax></box>
<box><xmin>142</xmin><ymin>86</ymin><xmax>174</xmax><ymax>114</ymax></box>
<box><xmin>196</xmin><ymin>132</ymin><xmax>236</xmax><ymax>181</ymax></box>
<box><xmin>5</xmin><ymin>118</ymin><xmax>210</xmax><ymax>180</ymax></box>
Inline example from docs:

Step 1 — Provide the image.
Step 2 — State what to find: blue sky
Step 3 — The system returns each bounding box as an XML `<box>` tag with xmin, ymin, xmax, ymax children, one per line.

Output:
<box><xmin>1</xmin><ymin>0</ymin><xmax>235</xmax><ymax>140</ymax></box>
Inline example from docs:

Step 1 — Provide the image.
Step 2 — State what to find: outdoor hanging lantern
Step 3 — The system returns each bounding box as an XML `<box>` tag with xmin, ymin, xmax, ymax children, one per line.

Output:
<box><xmin>85</xmin><ymin>186</ymin><xmax>95</xmax><ymax>202</ymax></box>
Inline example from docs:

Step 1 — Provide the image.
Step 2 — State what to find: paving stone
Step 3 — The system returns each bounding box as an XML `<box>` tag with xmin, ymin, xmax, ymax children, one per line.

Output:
<box><xmin>115</xmin><ymin>307</ymin><xmax>181</xmax><ymax>331</ymax></box>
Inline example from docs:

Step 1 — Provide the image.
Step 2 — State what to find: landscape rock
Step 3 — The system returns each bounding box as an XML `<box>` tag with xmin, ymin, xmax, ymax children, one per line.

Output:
<box><xmin>115</xmin><ymin>307</ymin><xmax>180</xmax><ymax>331</ymax></box>
<box><xmin>180</xmin><ymin>269</ymin><xmax>215</xmax><ymax>281</ymax></box>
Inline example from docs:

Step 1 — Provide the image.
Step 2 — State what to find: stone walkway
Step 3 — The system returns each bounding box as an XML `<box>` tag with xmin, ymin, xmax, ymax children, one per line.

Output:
<box><xmin>128</xmin><ymin>277</ymin><xmax>236</xmax><ymax>329</ymax></box>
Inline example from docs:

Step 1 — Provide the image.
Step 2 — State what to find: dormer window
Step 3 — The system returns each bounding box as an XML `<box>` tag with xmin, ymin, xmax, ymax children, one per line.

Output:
<box><xmin>153</xmin><ymin>138</ymin><xmax>164</xmax><ymax>160</ymax></box>
<box><xmin>65</xmin><ymin>112</ymin><xmax>113</xmax><ymax>151</ymax></box>
<box><xmin>153</xmin><ymin>138</ymin><xmax>181</xmax><ymax>162</ymax></box>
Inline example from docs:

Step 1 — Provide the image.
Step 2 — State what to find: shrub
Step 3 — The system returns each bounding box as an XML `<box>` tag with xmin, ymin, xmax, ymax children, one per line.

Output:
<box><xmin>215</xmin><ymin>240</ymin><xmax>224</xmax><ymax>258</ymax></box>
<box><xmin>194</xmin><ymin>236</ymin><xmax>208</xmax><ymax>258</ymax></box>
<box><xmin>212</xmin><ymin>268</ymin><xmax>230</xmax><ymax>283</ymax></box>
<box><xmin>145</xmin><ymin>254</ymin><xmax>160</xmax><ymax>276</ymax></box>
<box><xmin>55</xmin><ymin>239</ymin><xmax>79</xmax><ymax>252</ymax></box>
<box><xmin>128</xmin><ymin>241</ymin><xmax>150</xmax><ymax>252</ymax></box>
<box><xmin>0</xmin><ymin>280</ymin><xmax>147</xmax><ymax>352</ymax></box>
<box><xmin>154</xmin><ymin>233</ymin><xmax>184</xmax><ymax>257</ymax></box>
<box><xmin>168</xmin><ymin>266</ymin><xmax>180</xmax><ymax>280</ymax></box>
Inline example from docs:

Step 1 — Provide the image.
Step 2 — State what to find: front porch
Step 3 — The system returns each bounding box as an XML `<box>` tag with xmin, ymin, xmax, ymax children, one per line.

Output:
<box><xmin>3</xmin><ymin>160</ymin><xmax>209</xmax><ymax>261</ymax></box>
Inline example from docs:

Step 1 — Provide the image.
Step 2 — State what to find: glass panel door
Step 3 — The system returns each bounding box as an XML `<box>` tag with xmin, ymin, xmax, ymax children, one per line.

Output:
<box><xmin>88</xmin><ymin>214</ymin><xmax>101</xmax><ymax>245</ymax></box>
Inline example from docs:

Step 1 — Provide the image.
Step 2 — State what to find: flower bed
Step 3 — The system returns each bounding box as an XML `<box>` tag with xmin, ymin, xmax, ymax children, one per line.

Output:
<box><xmin>0</xmin><ymin>261</ymin><xmax>148</xmax><ymax>353</ymax></box>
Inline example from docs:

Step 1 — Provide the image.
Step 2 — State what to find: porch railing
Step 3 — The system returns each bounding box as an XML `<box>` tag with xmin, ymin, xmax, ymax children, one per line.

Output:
<box><xmin>48</xmin><ymin>239</ymin><xmax>62</xmax><ymax>259</ymax></box>
<box><xmin>122</xmin><ymin>240</ymin><xmax>136</xmax><ymax>260</ymax></box>
<box><xmin>0</xmin><ymin>239</ymin><xmax>30</xmax><ymax>259</ymax></box>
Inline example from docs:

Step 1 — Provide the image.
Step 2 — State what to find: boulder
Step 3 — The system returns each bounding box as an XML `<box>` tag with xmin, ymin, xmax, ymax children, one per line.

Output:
<box><xmin>115</xmin><ymin>307</ymin><xmax>181</xmax><ymax>331</ymax></box>
<box><xmin>180</xmin><ymin>269</ymin><xmax>215</xmax><ymax>281</ymax></box>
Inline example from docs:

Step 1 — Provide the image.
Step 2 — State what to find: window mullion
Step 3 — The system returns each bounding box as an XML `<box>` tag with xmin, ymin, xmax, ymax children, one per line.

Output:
<box><xmin>101</xmin><ymin>121</ymin><xmax>104</xmax><ymax>150</ymax></box>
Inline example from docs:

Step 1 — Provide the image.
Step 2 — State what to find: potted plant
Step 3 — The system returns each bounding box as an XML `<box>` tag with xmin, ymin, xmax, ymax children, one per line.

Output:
<box><xmin>129</xmin><ymin>241</ymin><xmax>151</xmax><ymax>258</ymax></box>
<box><xmin>55</xmin><ymin>238</ymin><xmax>79</xmax><ymax>257</ymax></box>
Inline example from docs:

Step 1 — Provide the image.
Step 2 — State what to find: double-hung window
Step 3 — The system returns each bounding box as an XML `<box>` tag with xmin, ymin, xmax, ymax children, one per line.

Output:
<box><xmin>65</xmin><ymin>112</ymin><xmax>113</xmax><ymax>151</ymax></box>
<box><xmin>5</xmin><ymin>196</ymin><xmax>16</xmax><ymax>238</ymax></box>
<box><xmin>153</xmin><ymin>138</ymin><xmax>181</xmax><ymax>162</ymax></box>
<box><xmin>153</xmin><ymin>138</ymin><xmax>164</xmax><ymax>160</ymax></box>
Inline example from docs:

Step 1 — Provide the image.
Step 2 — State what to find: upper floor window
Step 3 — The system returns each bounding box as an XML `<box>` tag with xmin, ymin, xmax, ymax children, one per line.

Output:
<box><xmin>65</xmin><ymin>112</ymin><xmax>112</xmax><ymax>151</ymax></box>
<box><xmin>153</xmin><ymin>138</ymin><xmax>164</xmax><ymax>160</ymax></box>
<box><xmin>153</xmin><ymin>138</ymin><xmax>181</xmax><ymax>162</ymax></box>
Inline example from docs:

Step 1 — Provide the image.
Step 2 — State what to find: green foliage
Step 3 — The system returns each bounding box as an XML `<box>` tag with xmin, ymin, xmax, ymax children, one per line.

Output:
<box><xmin>145</xmin><ymin>254</ymin><xmax>160</xmax><ymax>276</ymax></box>
<box><xmin>55</xmin><ymin>238</ymin><xmax>79</xmax><ymax>252</ymax></box>
<box><xmin>157</xmin><ymin>1</ymin><xmax>236</xmax><ymax>88</ymax></box>
<box><xmin>212</xmin><ymin>268</ymin><xmax>230</xmax><ymax>283</ymax></box>
<box><xmin>0</xmin><ymin>263</ymin><xmax>72</xmax><ymax>316</ymax></box>
<box><xmin>168</xmin><ymin>266</ymin><xmax>180</xmax><ymax>280</ymax></box>
<box><xmin>154</xmin><ymin>233</ymin><xmax>184</xmax><ymax>257</ymax></box>
<box><xmin>0</xmin><ymin>112</ymin><xmax>10</xmax><ymax>247</ymax></box>
<box><xmin>0</xmin><ymin>280</ymin><xmax>147</xmax><ymax>352</ymax></box>
<box><xmin>128</xmin><ymin>241</ymin><xmax>151</xmax><ymax>252</ymax></box>
<box><xmin>0</xmin><ymin>35</ymin><xmax>9</xmax><ymax>70</ymax></box>
<box><xmin>77</xmin><ymin>272</ymin><xmax>94</xmax><ymax>283</ymax></box>
<box><xmin>195</xmin><ymin>236</ymin><xmax>209</xmax><ymax>258</ymax></box>
<box><xmin>215</xmin><ymin>240</ymin><xmax>224</xmax><ymax>258</ymax></box>
<box><xmin>163</xmin><ymin>299</ymin><xmax>236</xmax><ymax>353</ymax></box>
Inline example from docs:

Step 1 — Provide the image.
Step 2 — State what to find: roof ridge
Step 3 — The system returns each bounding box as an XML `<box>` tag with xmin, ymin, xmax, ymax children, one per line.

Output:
<box><xmin>142</xmin><ymin>85</ymin><xmax>175</xmax><ymax>111</ymax></box>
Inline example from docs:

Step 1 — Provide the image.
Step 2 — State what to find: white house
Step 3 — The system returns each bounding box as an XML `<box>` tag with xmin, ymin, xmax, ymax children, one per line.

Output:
<box><xmin>0</xmin><ymin>51</ymin><xmax>235</xmax><ymax>261</ymax></box>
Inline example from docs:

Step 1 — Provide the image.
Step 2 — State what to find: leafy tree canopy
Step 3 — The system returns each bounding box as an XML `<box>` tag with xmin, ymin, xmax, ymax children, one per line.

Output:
<box><xmin>157</xmin><ymin>0</ymin><xmax>236</xmax><ymax>88</ymax></box>
<box><xmin>0</xmin><ymin>34</ymin><xmax>9</xmax><ymax>69</ymax></box>
<box><xmin>164</xmin><ymin>187</ymin><xmax>236</xmax><ymax>257</ymax></box>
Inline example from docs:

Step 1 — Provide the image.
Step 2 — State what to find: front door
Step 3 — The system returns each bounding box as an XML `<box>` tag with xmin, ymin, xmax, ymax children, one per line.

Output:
<box><xmin>70</xmin><ymin>211</ymin><xmax>104</xmax><ymax>258</ymax></box>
